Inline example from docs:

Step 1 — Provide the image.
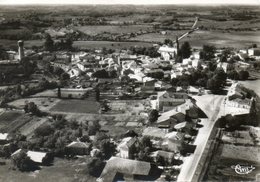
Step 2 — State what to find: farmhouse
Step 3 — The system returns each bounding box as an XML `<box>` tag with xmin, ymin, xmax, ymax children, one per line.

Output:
<box><xmin>98</xmin><ymin>157</ymin><xmax>151</xmax><ymax>182</ymax></box>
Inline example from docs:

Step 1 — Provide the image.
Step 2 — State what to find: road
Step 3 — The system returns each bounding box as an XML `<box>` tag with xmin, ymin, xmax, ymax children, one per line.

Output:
<box><xmin>177</xmin><ymin>94</ymin><xmax>225</xmax><ymax>182</ymax></box>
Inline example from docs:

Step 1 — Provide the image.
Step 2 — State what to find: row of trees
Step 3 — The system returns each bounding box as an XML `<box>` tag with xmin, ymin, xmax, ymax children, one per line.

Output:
<box><xmin>44</xmin><ymin>34</ymin><xmax>73</xmax><ymax>52</ymax></box>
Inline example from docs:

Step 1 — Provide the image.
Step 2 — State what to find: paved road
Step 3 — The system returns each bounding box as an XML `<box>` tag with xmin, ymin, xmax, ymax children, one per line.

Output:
<box><xmin>177</xmin><ymin>95</ymin><xmax>225</xmax><ymax>182</ymax></box>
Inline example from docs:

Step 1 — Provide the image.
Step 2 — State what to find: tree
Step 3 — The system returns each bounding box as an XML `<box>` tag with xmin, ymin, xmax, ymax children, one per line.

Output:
<box><xmin>156</xmin><ymin>155</ymin><xmax>166</xmax><ymax>166</ymax></box>
<box><xmin>227</xmin><ymin>70</ymin><xmax>239</xmax><ymax>80</ymax></box>
<box><xmin>87</xmin><ymin>158</ymin><xmax>105</xmax><ymax>177</ymax></box>
<box><xmin>53</xmin><ymin>67</ymin><xmax>64</xmax><ymax>76</ymax></box>
<box><xmin>34</xmin><ymin>124</ymin><xmax>54</xmax><ymax>137</ymax></box>
<box><xmin>60</xmin><ymin>72</ymin><xmax>70</xmax><ymax>81</ymax></box>
<box><xmin>140</xmin><ymin>137</ymin><xmax>152</xmax><ymax>150</ymax></box>
<box><xmin>65</xmin><ymin>37</ymin><xmax>73</xmax><ymax>51</ymax></box>
<box><xmin>214</xmin><ymin>68</ymin><xmax>227</xmax><ymax>86</ymax></box>
<box><xmin>164</xmin><ymin>39</ymin><xmax>173</xmax><ymax>47</ymax></box>
<box><xmin>99</xmin><ymin>139</ymin><xmax>116</xmax><ymax>159</ymax></box>
<box><xmin>24</xmin><ymin>102</ymin><xmax>41</xmax><ymax>116</ymax></box>
<box><xmin>92</xmin><ymin>69</ymin><xmax>109</xmax><ymax>78</ymax></box>
<box><xmin>200</xmin><ymin>45</ymin><xmax>216</xmax><ymax>60</ymax></box>
<box><xmin>44</xmin><ymin>33</ymin><xmax>54</xmax><ymax>52</ymax></box>
<box><xmin>12</xmin><ymin>150</ymin><xmax>37</xmax><ymax>171</ymax></box>
<box><xmin>239</xmin><ymin>70</ymin><xmax>249</xmax><ymax>80</ymax></box>
<box><xmin>180</xmin><ymin>42</ymin><xmax>192</xmax><ymax>59</ymax></box>
<box><xmin>88</xmin><ymin>121</ymin><xmax>101</xmax><ymax>136</ymax></box>
<box><xmin>207</xmin><ymin>78</ymin><xmax>221</xmax><ymax>93</ymax></box>
<box><xmin>95</xmin><ymin>87</ymin><xmax>100</xmax><ymax>102</ymax></box>
<box><xmin>148</xmin><ymin>109</ymin><xmax>159</xmax><ymax>123</ymax></box>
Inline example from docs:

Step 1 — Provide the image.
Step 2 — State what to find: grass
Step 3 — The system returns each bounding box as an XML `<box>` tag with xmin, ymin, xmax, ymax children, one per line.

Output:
<box><xmin>130</xmin><ymin>30</ymin><xmax>260</xmax><ymax>49</ymax></box>
<box><xmin>73</xmin><ymin>40</ymin><xmax>152</xmax><ymax>49</ymax></box>
<box><xmin>0</xmin><ymin>114</ymin><xmax>33</xmax><ymax>133</ymax></box>
<box><xmin>0</xmin><ymin>111</ymin><xmax>23</xmax><ymax>129</ymax></box>
<box><xmin>51</xmin><ymin>99</ymin><xmax>100</xmax><ymax>114</ymax></box>
<box><xmin>0</xmin><ymin>157</ymin><xmax>95</xmax><ymax>182</ymax></box>
<box><xmin>74</xmin><ymin>25</ymin><xmax>153</xmax><ymax>36</ymax></box>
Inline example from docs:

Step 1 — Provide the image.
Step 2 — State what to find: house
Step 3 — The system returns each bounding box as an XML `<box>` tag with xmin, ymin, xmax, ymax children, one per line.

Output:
<box><xmin>142</xmin><ymin>79</ymin><xmax>156</xmax><ymax>91</ymax></box>
<box><xmin>68</xmin><ymin>67</ymin><xmax>81</xmax><ymax>78</ymax></box>
<box><xmin>227</xmin><ymin>83</ymin><xmax>247</xmax><ymax>100</ymax></box>
<box><xmin>0</xmin><ymin>133</ymin><xmax>9</xmax><ymax>145</ymax></box>
<box><xmin>161</xmin><ymin>131</ymin><xmax>185</xmax><ymax>152</ymax></box>
<box><xmin>225</xmin><ymin>98</ymin><xmax>253</xmax><ymax>110</ymax></box>
<box><xmin>150</xmin><ymin>150</ymin><xmax>175</xmax><ymax>164</ymax></box>
<box><xmin>77</xmin><ymin>62</ymin><xmax>94</xmax><ymax>72</ymax></box>
<box><xmin>248</xmin><ymin>48</ymin><xmax>260</xmax><ymax>56</ymax></box>
<box><xmin>177</xmin><ymin>99</ymin><xmax>199</xmax><ymax>119</ymax></box>
<box><xmin>157</xmin><ymin>109</ymin><xmax>185</xmax><ymax>128</ymax></box>
<box><xmin>0</xmin><ymin>60</ymin><xmax>20</xmax><ymax>74</ymax></box>
<box><xmin>142</xmin><ymin>127</ymin><xmax>167</xmax><ymax>140</ymax></box>
<box><xmin>158</xmin><ymin>46</ymin><xmax>177</xmax><ymax>61</ymax></box>
<box><xmin>97</xmin><ymin>157</ymin><xmax>151</xmax><ymax>182</ymax></box>
<box><xmin>11</xmin><ymin>149</ymin><xmax>51</xmax><ymax>164</ymax></box>
<box><xmin>174</xmin><ymin>121</ymin><xmax>195</xmax><ymax>133</ymax></box>
<box><xmin>65</xmin><ymin>141</ymin><xmax>91</xmax><ymax>155</ymax></box>
<box><xmin>182</xmin><ymin>56</ymin><xmax>201</xmax><ymax>68</ymax></box>
<box><xmin>171</xmin><ymin>70</ymin><xmax>183</xmax><ymax>79</ymax></box>
<box><xmin>217</xmin><ymin>62</ymin><xmax>229</xmax><ymax>73</ymax></box>
<box><xmin>117</xmin><ymin>137</ymin><xmax>137</xmax><ymax>159</ymax></box>
<box><xmin>156</xmin><ymin>91</ymin><xmax>188</xmax><ymax>112</ymax></box>
<box><xmin>188</xmin><ymin>86</ymin><xmax>201</xmax><ymax>94</ymax></box>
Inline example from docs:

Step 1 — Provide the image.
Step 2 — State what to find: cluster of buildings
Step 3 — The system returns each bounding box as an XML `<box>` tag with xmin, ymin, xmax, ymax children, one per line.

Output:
<box><xmin>224</xmin><ymin>82</ymin><xmax>255</xmax><ymax>116</ymax></box>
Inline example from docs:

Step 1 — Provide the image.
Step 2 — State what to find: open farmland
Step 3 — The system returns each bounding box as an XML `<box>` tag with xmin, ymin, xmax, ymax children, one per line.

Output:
<box><xmin>0</xmin><ymin>111</ymin><xmax>23</xmax><ymax>130</ymax></box>
<box><xmin>130</xmin><ymin>30</ymin><xmax>260</xmax><ymax>49</ymax></box>
<box><xmin>75</xmin><ymin>25</ymin><xmax>153</xmax><ymax>36</ymax></box>
<box><xmin>8</xmin><ymin>98</ymin><xmax>60</xmax><ymax>112</ymax></box>
<box><xmin>73</xmin><ymin>40</ymin><xmax>153</xmax><ymax>49</ymax></box>
<box><xmin>0</xmin><ymin>39</ymin><xmax>44</xmax><ymax>49</ymax></box>
<box><xmin>0</xmin><ymin>157</ymin><xmax>95</xmax><ymax>182</ymax></box>
<box><xmin>50</xmin><ymin>99</ymin><xmax>100</xmax><ymax>114</ymax></box>
<box><xmin>0</xmin><ymin>113</ymin><xmax>33</xmax><ymax>133</ymax></box>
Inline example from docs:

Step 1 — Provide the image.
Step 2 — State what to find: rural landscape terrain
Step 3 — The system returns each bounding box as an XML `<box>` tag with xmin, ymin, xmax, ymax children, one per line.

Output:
<box><xmin>0</xmin><ymin>4</ymin><xmax>260</xmax><ymax>182</ymax></box>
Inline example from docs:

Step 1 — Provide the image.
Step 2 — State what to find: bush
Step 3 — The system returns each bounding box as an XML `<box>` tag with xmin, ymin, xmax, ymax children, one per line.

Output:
<box><xmin>86</xmin><ymin>158</ymin><xmax>105</xmax><ymax>177</ymax></box>
<box><xmin>12</xmin><ymin>150</ymin><xmax>38</xmax><ymax>171</ymax></box>
<box><xmin>34</xmin><ymin>124</ymin><xmax>54</xmax><ymax>137</ymax></box>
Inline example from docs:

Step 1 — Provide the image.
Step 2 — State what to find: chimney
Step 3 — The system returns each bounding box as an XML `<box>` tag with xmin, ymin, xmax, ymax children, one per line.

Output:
<box><xmin>18</xmin><ymin>40</ymin><xmax>24</xmax><ymax>61</ymax></box>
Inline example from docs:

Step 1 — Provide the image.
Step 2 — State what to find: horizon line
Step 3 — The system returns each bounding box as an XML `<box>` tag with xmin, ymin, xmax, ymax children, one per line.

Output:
<box><xmin>0</xmin><ymin>3</ymin><xmax>259</xmax><ymax>6</ymax></box>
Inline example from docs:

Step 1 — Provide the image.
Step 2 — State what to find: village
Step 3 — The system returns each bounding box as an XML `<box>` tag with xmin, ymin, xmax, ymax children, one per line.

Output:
<box><xmin>0</xmin><ymin>17</ymin><xmax>260</xmax><ymax>181</ymax></box>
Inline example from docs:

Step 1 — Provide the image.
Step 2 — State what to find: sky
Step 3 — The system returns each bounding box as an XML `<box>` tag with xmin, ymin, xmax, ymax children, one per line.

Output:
<box><xmin>0</xmin><ymin>0</ymin><xmax>259</xmax><ymax>5</ymax></box>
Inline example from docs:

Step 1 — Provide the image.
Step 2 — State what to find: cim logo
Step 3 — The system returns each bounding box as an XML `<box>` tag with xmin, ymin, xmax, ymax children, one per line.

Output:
<box><xmin>231</xmin><ymin>164</ymin><xmax>255</xmax><ymax>175</ymax></box>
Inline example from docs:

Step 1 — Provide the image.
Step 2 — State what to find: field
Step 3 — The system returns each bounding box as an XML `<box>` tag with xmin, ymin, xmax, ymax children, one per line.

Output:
<box><xmin>1</xmin><ymin>29</ymin><xmax>260</xmax><ymax>50</ymax></box>
<box><xmin>204</xmin><ymin>143</ymin><xmax>260</xmax><ymax>181</ymax></box>
<box><xmin>8</xmin><ymin>98</ymin><xmax>60</xmax><ymax>112</ymax></box>
<box><xmin>0</xmin><ymin>39</ymin><xmax>43</xmax><ymax>49</ymax></box>
<box><xmin>130</xmin><ymin>30</ymin><xmax>260</xmax><ymax>49</ymax></box>
<box><xmin>74</xmin><ymin>25</ymin><xmax>153</xmax><ymax>36</ymax></box>
<box><xmin>73</xmin><ymin>40</ymin><xmax>153</xmax><ymax>49</ymax></box>
<box><xmin>0</xmin><ymin>113</ymin><xmax>33</xmax><ymax>133</ymax></box>
<box><xmin>0</xmin><ymin>157</ymin><xmax>95</xmax><ymax>182</ymax></box>
<box><xmin>0</xmin><ymin>111</ymin><xmax>23</xmax><ymax>130</ymax></box>
<box><xmin>50</xmin><ymin>99</ymin><xmax>100</xmax><ymax>114</ymax></box>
